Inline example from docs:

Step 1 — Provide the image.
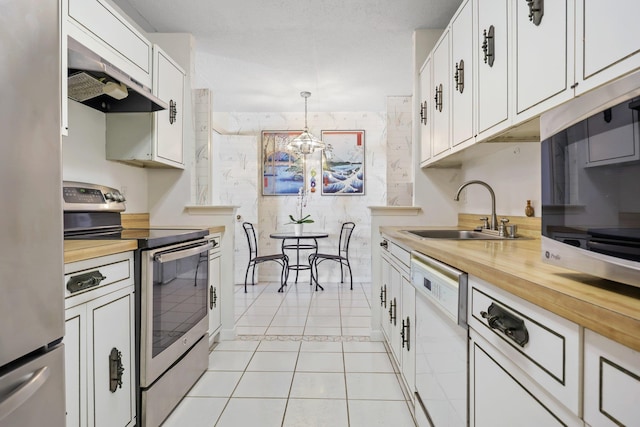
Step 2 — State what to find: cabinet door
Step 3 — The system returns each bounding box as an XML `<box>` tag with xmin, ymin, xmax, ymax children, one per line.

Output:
<box><xmin>584</xmin><ymin>329</ymin><xmax>640</xmax><ymax>427</ymax></box>
<box><xmin>451</xmin><ymin>0</ymin><xmax>474</xmax><ymax>147</ymax></box>
<box><xmin>88</xmin><ymin>291</ymin><xmax>135</xmax><ymax>427</ymax></box>
<box><xmin>381</xmin><ymin>256</ymin><xmax>392</xmax><ymax>342</ymax></box>
<box><xmin>470</xmin><ymin>331</ymin><xmax>582</xmax><ymax>427</ymax></box>
<box><xmin>477</xmin><ymin>0</ymin><xmax>509</xmax><ymax>135</ymax></box>
<box><xmin>401</xmin><ymin>277</ymin><xmax>415</xmax><ymax>396</ymax></box>
<box><xmin>154</xmin><ymin>47</ymin><xmax>185</xmax><ymax>167</ymax></box>
<box><xmin>388</xmin><ymin>264</ymin><xmax>403</xmax><ymax>366</ymax></box>
<box><xmin>432</xmin><ymin>31</ymin><xmax>451</xmax><ymax>157</ymax></box>
<box><xmin>419</xmin><ymin>57</ymin><xmax>432</xmax><ymax>164</ymax></box>
<box><xmin>577</xmin><ymin>0</ymin><xmax>640</xmax><ymax>95</ymax></box>
<box><xmin>65</xmin><ymin>305</ymin><xmax>86</xmax><ymax>427</ymax></box>
<box><xmin>515</xmin><ymin>0</ymin><xmax>571</xmax><ymax>115</ymax></box>
<box><xmin>208</xmin><ymin>253</ymin><xmax>222</xmax><ymax>345</ymax></box>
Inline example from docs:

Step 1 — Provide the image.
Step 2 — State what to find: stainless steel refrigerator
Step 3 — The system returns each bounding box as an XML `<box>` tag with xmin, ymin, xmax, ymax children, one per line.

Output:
<box><xmin>0</xmin><ymin>1</ymin><xmax>65</xmax><ymax>426</ymax></box>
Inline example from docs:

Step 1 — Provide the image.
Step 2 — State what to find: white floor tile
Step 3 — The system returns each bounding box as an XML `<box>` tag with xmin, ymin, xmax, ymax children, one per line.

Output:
<box><xmin>246</xmin><ymin>351</ymin><xmax>298</xmax><ymax>372</ymax></box>
<box><xmin>257</xmin><ymin>340</ymin><xmax>302</xmax><ymax>352</ymax></box>
<box><xmin>283</xmin><ymin>398</ymin><xmax>349</xmax><ymax>427</ymax></box>
<box><xmin>348</xmin><ymin>400</ymin><xmax>416</xmax><ymax>427</ymax></box>
<box><xmin>207</xmin><ymin>350</ymin><xmax>254</xmax><ymax>371</ymax></box>
<box><xmin>212</xmin><ymin>340</ymin><xmax>260</xmax><ymax>352</ymax></box>
<box><xmin>265</xmin><ymin>326</ymin><xmax>305</xmax><ymax>335</ymax></box>
<box><xmin>161</xmin><ymin>396</ymin><xmax>227</xmax><ymax>427</ymax></box>
<box><xmin>307</xmin><ymin>306</ymin><xmax>341</xmax><ymax>316</ymax></box>
<box><xmin>232</xmin><ymin>371</ymin><xmax>294</xmax><ymax>398</ymax></box>
<box><xmin>341</xmin><ymin>327</ymin><xmax>371</xmax><ymax>336</ymax></box>
<box><xmin>305</xmin><ymin>316</ymin><xmax>341</xmax><ymax>327</ymax></box>
<box><xmin>289</xmin><ymin>372</ymin><xmax>346</xmax><ymax>399</ymax></box>
<box><xmin>340</xmin><ymin>307</ymin><xmax>372</xmax><ymax>316</ymax></box>
<box><xmin>344</xmin><ymin>352</ymin><xmax>394</xmax><ymax>373</ymax></box>
<box><xmin>235</xmin><ymin>325</ymin><xmax>268</xmax><ymax>335</ymax></box>
<box><xmin>303</xmin><ymin>327</ymin><xmax>342</xmax><ymax>336</ymax></box>
<box><xmin>342</xmin><ymin>341</ymin><xmax>387</xmax><ymax>353</ymax></box>
<box><xmin>341</xmin><ymin>316</ymin><xmax>372</xmax><ymax>328</ymax></box>
<box><xmin>269</xmin><ymin>316</ymin><xmax>308</xmax><ymax>327</ymax></box>
<box><xmin>300</xmin><ymin>341</ymin><xmax>343</xmax><ymax>353</ymax></box>
<box><xmin>215</xmin><ymin>398</ymin><xmax>287</xmax><ymax>427</ymax></box>
<box><xmin>296</xmin><ymin>352</ymin><xmax>344</xmax><ymax>372</ymax></box>
<box><xmin>345</xmin><ymin>373</ymin><xmax>406</xmax><ymax>400</ymax></box>
<box><xmin>187</xmin><ymin>371</ymin><xmax>243</xmax><ymax>397</ymax></box>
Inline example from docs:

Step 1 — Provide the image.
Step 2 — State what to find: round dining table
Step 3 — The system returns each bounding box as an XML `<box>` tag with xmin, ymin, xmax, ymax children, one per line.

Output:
<box><xmin>269</xmin><ymin>231</ymin><xmax>329</xmax><ymax>286</ymax></box>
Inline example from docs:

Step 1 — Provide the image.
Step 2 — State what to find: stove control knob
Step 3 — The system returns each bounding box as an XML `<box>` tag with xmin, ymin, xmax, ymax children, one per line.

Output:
<box><xmin>104</xmin><ymin>192</ymin><xmax>113</xmax><ymax>201</ymax></box>
<box><xmin>116</xmin><ymin>194</ymin><xmax>125</xmax><ymax>202</ymax></box>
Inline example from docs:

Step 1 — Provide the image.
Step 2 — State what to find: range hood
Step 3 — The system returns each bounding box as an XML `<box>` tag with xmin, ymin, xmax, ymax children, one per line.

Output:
<box><xmin>67</xmin><ymin>38</ymin><xmax>167</xmax><ymax>113</ymax></box>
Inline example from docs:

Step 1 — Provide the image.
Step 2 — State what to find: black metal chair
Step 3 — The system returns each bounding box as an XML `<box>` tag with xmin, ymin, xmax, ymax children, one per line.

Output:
<box><xmin>309</xmin><ymin>222</ymin><xmax>355</xmax><ymax>291</ymax></box>
<box><xmin>242</xmin><ymin>222</ymin><xmax>289</xmax><ymax>293</ymax></box>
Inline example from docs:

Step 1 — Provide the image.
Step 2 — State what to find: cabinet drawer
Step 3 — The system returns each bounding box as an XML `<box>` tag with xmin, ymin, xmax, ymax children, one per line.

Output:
<box><xmin>389</xmin><ymin>242</ymin><xmax>411</xmax><ymax>271</ymax></box>
<box><xmin>584</xmin><ymin>329</ymin><xmax>640</xmax><ymax>427</ymax></box>
<box><xmin>468</xmin><ymin>275</ymin><xmax>581</xmax><ymax>415</ymax></box>
<box><xmin>67</xmin><ymin>0</ymin><xmax>151</xmax><ymax>86</ymax></box>
<box><xmin>64</xmin><ymin>252</ymin><xmax>133</xmax><ymax>304</ymax></box>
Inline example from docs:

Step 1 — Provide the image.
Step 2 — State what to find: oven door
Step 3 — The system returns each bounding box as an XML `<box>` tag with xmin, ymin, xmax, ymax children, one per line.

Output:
<box><xmin>140</xmin><ymin>239</ymin><xmax>212</xmax><ymax>387</ymax></box>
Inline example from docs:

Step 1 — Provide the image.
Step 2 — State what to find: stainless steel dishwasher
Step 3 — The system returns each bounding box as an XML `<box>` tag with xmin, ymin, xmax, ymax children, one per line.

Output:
<box><xmin>411</xmin><ymin>251</ymin><xmax>468</xmax><ymax>427</ymax></box>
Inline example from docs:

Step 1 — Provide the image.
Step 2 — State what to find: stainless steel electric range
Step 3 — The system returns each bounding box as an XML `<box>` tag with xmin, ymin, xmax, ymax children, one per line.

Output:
<box><xmin>63</xmin><ymin>181</ymin><xmax>211</xmax><ymax>426</ymax></box>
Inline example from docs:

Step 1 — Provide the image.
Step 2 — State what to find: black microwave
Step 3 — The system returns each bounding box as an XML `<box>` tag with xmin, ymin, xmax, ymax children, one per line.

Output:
<box><xmin>540</xmin><ymin>72</ymin><xmax>640</xmax><ymax>288</ymax></box>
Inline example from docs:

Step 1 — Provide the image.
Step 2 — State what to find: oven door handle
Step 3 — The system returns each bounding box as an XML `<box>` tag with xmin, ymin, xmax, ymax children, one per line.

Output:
<box><xmin>154</xmin><ymin>242</ymin><xmax>213</xmax><ymax>263</ymax></box>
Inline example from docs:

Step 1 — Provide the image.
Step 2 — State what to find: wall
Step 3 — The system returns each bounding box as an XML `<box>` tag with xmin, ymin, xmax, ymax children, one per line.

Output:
<box><xmin>210</xmin><ymin>110</ymin><xmax>387</xmax><ymax>283</ymax></box>
<box><xmin>62</xmin><ymin>101</ymin><xmax>148</xmax><ymax>213</ymax></box>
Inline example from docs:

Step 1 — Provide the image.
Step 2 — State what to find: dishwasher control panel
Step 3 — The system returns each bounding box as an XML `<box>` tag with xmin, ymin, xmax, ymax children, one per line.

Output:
<box><xmin>410</xmin><ymin>252</ymin><xmax>468</xmax><ymax>327</ymax></box>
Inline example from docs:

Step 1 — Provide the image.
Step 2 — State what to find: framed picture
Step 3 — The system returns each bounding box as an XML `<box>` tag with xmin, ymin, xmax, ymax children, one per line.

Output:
<box><xmin>261</xmin><ymin>130</ymin><xmax>303</xmax><ymax>196</ymax></box>
<box><xmin>320</xmin><ymin>130</ymin><xmax>365</xmax><ymax>195</ymax></box>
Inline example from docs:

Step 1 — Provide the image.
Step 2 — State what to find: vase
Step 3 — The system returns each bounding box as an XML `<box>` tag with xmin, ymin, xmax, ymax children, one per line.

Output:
<box><xmin>294</xmin><ymin>223</ymin><xmax>303</xmax><ymax>236</ymax></box>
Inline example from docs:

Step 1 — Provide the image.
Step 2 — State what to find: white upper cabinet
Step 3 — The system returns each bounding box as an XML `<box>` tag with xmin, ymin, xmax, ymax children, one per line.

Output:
<box><xmin>153</xmin><ymin>46</ymin><xmax>185</xmax><ymax>167</ymax></box>
<box><xmin>66</xmin><ymin>0</ymin><xmax>152</xmax><ymax>87</ymax></box>
<box><xmin>106</xmin><ymin>45</ymin><xmax>185</xmax><ymax>168</ymax></box>
<box><xmin>451</xmin><ymin>0</ymin><xmax>475</xmax><ymax>148</ymax></box>
<box><xmin>476</xmin><ymin>0</ymin><xmax>509</xmax><ymax>136</ymax></box>
<box><xmin>431</xmin><ymin>31</ymin><xmax>451</xmax><ymax>158</ymax></box>
<box><xmin>418</xmin><ymin>57</ymin><xmax>432</xmax><ymax>165</ymax></box>
<box><xmin>576</xmin><ymin>0</ymin><xmax>640</xmax><ymax>95</ymax></box>
<box><xmin>515</xmin><ymin>0</ymin><xmax>574</xmax><ymax>118</ymax></box>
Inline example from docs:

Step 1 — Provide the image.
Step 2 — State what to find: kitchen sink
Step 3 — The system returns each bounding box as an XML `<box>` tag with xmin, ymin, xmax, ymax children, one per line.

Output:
<box><xmin>404</xmin><ymin>229</ymin><xmax>509</xmax><ymax>240</ymax></box>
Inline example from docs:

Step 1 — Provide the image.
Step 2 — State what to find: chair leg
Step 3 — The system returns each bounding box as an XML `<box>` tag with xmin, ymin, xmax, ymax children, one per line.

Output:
<box><xmin>339</xmin><ymin>262</ymin><xmax>344</xmax><ymax>283</ymax></box>
<box><xmin>244</xmin><ymin>262</ymin><xmax>252</xmax><ymax>293</ymax></box>
<box><xmin>346</xmin><ymin>261</ymin><xmax>353</xmax><ymax>290</ymax></box>
<box><xmin>313</xmin><ymin>258</ymin><xmax>324</xmax><ymax>291</ymax></box>
<box><xmin>278</xmin><ymin>260</ymin><xmax>288</xmax><ymax>293</ymax></box>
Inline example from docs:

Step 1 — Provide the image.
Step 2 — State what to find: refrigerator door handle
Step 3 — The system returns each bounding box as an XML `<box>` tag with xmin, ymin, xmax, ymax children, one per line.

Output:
<box><xmin>0</xmin><ymin>366</ymin><xmax>49</xmax><ymax>422</ymax></box>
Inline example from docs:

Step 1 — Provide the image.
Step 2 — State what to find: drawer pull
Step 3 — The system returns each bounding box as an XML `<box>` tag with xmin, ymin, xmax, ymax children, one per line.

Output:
<box><xmin>401</xmin><ymin>316</ymin><xmax>410</xmax><ymax>351</ymax></box>
<box><xmin>109</xmin><ymin>347</ymin><xmax>124</xmax><ymax>393</ymax></box>
<box><xmin>66</xmin><ymin>270</ymin><xmax>106</xmax><ymax>294</ymax></box>
<box><xmin>481</xmin><ymin>303</ymin><xmax>529</xmax><ymax>347</ymax></box>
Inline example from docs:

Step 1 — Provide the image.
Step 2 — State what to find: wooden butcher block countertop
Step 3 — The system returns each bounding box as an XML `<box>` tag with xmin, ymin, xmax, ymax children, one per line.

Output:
<box><xmin>380</xmin><ymin>225</ymin><xmax>640</xmax><ymax>352</ymax></box>
<box><xmin>64</xmin><ymin>225</ymin><xmax>225</xmax><ymax>264</ymax></box>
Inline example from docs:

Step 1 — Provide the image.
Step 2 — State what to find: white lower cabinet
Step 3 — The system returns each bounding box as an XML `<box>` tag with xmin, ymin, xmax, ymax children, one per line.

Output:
<box><xmin>470</xmin><ymin>330</ymin><xmax>582</xmax><ymax>427</ymax></box>
<box><xmin>208</xmin><ymin>234</ymin><xmax>222</xmax><ymax>347</ymax></box>
<box><xmin>64</xmin><ymin>252</ymin><xmax>136</xmax><ymax>427</ymax></box>
<box><xmin>584</xmin><ymin>329</ymin><xmax>640</xmax><ymax>427</ymax></box>
<box><xmin>468</xmin><ymin>275</ymin><xmax>582</xmax><ymax>426</ymax></box>
<box><xmin>380</xmin><ymin>236</ymin><xmax>415</xmax><ymax>402</ymax></box>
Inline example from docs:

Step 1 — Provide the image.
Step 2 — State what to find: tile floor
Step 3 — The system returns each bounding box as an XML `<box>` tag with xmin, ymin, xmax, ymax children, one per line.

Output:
<box><xmin>162</xmin><ymin>279</ymin><xmax>417</xmax><ymax>427</ymax></box>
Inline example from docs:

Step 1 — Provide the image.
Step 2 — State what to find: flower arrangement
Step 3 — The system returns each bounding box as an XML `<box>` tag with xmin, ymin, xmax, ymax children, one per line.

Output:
<box><xmin>287</xmin><ymin>214</ymin><xmax>314</xmax><ymax>224</ymax></box>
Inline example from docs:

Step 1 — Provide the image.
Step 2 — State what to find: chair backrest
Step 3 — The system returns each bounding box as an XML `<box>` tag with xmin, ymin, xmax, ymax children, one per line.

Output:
<box><xmin>242</xmin><ymin>222</ymin><xmax>259</xmax><ymax>260</ymax></box>
<box><xmin>338</xmin><ymin>222</ymin><xmax>356</xmax><ymax>258</ymax></box>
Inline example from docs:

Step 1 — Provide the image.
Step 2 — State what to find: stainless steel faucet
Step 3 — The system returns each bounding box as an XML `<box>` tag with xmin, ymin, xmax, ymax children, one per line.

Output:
<box><xmin>454</xmin><ymin>180</ymin><xmax>498</xmax><ymax>231</ymax></box>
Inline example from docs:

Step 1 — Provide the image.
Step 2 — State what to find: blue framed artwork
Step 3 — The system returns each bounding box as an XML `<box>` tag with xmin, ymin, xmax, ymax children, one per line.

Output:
<box><xmin>320</xmin><ymin>130</ymin><xmax>365</xmax><ymax>195</ymax></box>
<box><xmin>261</xmin><ymin>130</ymin><xmax>303</xmax><ymax>196</ymax></box>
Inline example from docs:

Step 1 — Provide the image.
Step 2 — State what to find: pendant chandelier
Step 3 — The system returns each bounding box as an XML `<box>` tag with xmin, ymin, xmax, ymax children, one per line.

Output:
<box><xmin>287</xmin><ymin>91</ymin><xmax>325</xmax><ymax>155</ymax></box>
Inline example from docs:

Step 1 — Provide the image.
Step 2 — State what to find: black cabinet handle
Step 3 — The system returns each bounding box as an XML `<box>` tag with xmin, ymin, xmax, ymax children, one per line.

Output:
<box><xmin>109</xmin><ymin>347</ymin><xmax>124</xmax><ymax>393</ymax></box>
<box><xmin>389</xmin><ymin>297</ymin><xmax>397</xmax><ymax>326</ymax></box>
<box><xmin>482</xmin><ymin>25</ymin><xmax>495</xmax><ymax>67</ymax></box>
<box><xmin>526</xmin><ymin>0</ymin><xmax>544</xmax><ymax>26</ymax></box>
<box><xmin>401</xmin><ymin>317</ymin><xmax>410</xmax><ymax>351</ymax></box>
<box><xmin>454</xmin><ymin>60</ymin><xmax>464</xmax><ymax>93</ymax></box>
<box><xmin>169</xmin><ymin>99</ymin><xmax>177</xmax><ymax>124</ymax></box>
<box><xmin>66</xmin><ymin>270</ymin><xmax>106</xmax><ymax>294</ymax></box>
<box><xmin>434</xmin><ymin>84</ymin><xmax>443</xmax><ymax>112</ymax></box>
<box><xmin>481</xmin><ymin>303</ymin><xmax>529</xmax><ymax>347</ymax></box>
<box><xmin>380</xmin><ymin>240</ymin><xmax>388</xmax><ymax>249</ymax></box>
<box><xmin>209</xmin><ymin>285</ymin><xmax>214</xmax><ymax>309</ymax></box>
<box><xmin>380</xmin><ymin>284</ymin><xmax>387</xmax><ymax>308</ymax></box>
<box><xmin>420</xmin><ymin>101</ymin><xmax>428</xmax><ymax>125</ymax></box>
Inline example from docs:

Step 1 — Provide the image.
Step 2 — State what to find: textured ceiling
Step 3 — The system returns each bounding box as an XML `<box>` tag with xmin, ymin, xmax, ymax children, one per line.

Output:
<box><xmin>110</xmin><ymin>0</ymin><xmax>462</xmax><ymax>112</ymax></box>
